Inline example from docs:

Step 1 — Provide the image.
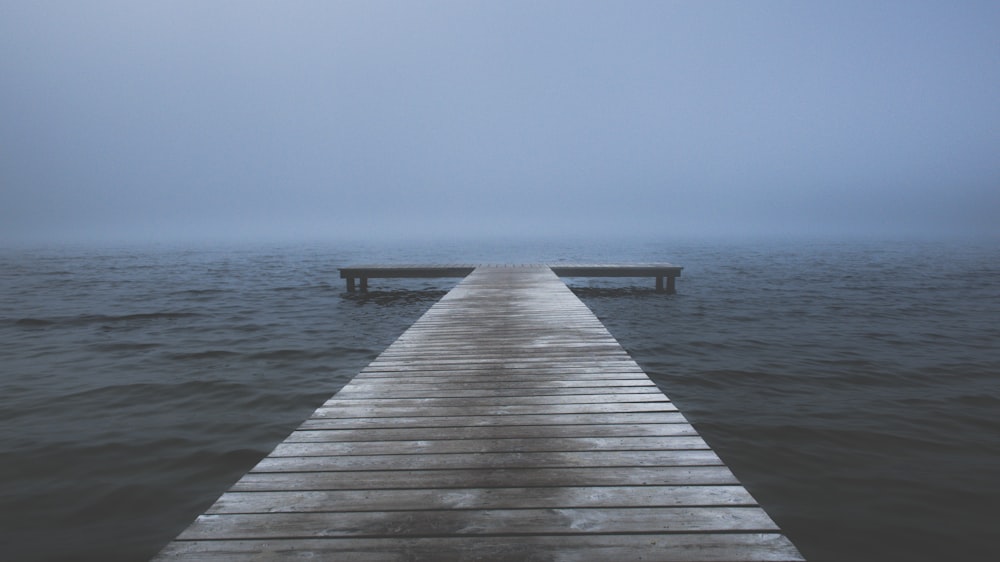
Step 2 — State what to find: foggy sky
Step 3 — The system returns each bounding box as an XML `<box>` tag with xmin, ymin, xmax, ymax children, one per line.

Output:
<box><xmin>2</xmin><ymin>1</ymin><xmax>998</xmax><ymax>245</ymax></box>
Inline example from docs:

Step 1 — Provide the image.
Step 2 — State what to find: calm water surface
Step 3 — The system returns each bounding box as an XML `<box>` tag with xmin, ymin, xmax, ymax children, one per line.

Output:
<box><xmin>1</xmin><ymin>238</ymin><xmax>998</xmax><ymax>561</ymax></box>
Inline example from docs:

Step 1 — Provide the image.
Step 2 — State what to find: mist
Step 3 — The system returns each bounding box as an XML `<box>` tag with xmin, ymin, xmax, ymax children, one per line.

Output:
<box><xmin>2</xmin><ymin>1</ymin><xmax>998</xmax><ymax>246</ymax></box>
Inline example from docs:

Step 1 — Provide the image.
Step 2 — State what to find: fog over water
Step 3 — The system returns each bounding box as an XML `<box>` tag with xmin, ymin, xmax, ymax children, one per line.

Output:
<box><xmin>2</xmin><ymin>4</ymin><xmax>1000</xmax><ymax>560</ymax></box>
<box><xmin>2</xmin><ymin>1</ymin><xmax>998</xmax><ymax>245</ymax></box>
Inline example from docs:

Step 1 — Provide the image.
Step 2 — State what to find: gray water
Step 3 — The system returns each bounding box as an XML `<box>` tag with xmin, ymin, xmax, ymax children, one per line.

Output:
<box><xmin>1</xmin><ymin>237</ymin><xmax>998</xmax><ymax>561</ymax></box>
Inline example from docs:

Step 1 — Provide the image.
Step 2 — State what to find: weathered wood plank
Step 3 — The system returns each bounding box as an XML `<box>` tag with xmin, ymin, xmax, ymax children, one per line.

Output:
<box><xmin>351</xmin><ymin>370</ymin><xmax>648</xmax><ymax>379</ymax></box>
<box><xmin>331</xmin><ymin>381</ymin><xmax>660</xmax><ymax>395</ymax></box>
<box><xmin>310</xmin><ymin>401</ymin><xmax>678</xmax><ymax>419</ymax></box>
<box><xmin>230</xmin><ymin>466</ymin><xmax>742</xmax><ymax>491</ymax></box>
<box><xmin>178</xmin><ymin>506</ymin><xmax>778</xmax><ymax>540</ymax></box>
<box><xmin>205</xmin><ymin>485</ymin><xmax>757</xmax><ymax>514</ymax></box>
<box><xmin>323</xmin><ymin>393</ymin><xmax>667</xmax><ymax>407</ymax></box>
<box><xmin>365</xmin><ymin>358</ymin><xmax>642</xmax><ymax>367</ymax></box>
<box><xmin>356</xmin><ymin>367</ymin><xmax>648</xmax><ymax>378</ymax></box>
<box><xmin>284</xmin><ymin>423</ymin><xmax>700</xmax><ymax>443</ymax></box>
<box><xmin>298</xmin><ymin>411</ymin><xmax>693</xmax><ymax>430</ymax></box>
<box><xmin>250</xmin><ymin>449</ymin><xmax>724</xmax><ymax>473</ymax></box>
<box><xmin>270</xmin><ymin>436</ymin><xmax>711</xmax><ymax>456</ymax></box>
<box><xmin>332</xmin><ymin>387</ymin><xmax>662</xmax><ymax>399</ymax></box>
<box><xmin>157</xmin><ymin>534</ymin><xmax>803</xmax><ymax>562</ymax></box>
<box><xmin>358</xmin><ymin>367</ymin><xmax>649</xmax><ymax>377</ymax></box>
<box><xmin>375</xmin><ymin>347</ymin><xmax>631</xmax><ymax>356</ymax></box>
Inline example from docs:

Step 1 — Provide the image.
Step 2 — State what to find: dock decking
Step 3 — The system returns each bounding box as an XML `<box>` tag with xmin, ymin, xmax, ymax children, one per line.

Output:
<box><xmin>339</xmin><ymin>263</ymin><xmax>683</xmax><ymax>293</ymax></box>
<box><xmin>156</xmin><ymin>266</ymin><xmax>802</xmax><ymax>561</ymax></box>
<box><xmin>339</xmin><ymin>265</ymin><xmax>476</xmax><ymax>292</ymax></box>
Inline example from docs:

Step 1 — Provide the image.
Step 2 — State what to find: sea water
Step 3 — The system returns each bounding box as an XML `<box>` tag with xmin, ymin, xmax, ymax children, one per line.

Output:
<box><xmin>1</xmin><ymin>237</ymin><xmax>998</xmax><ymax>561</ymax></box>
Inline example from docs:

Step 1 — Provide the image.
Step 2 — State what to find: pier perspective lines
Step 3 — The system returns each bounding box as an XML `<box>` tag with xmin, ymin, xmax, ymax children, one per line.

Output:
<box><xmin>156</xmin><ymin>266</ymin><xmax>802</xmax><ymax>560</ymax></box>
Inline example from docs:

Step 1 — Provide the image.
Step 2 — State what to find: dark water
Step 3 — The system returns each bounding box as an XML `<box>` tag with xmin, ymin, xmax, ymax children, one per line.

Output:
<box><xmin>1</xmin><ymin>238</ymin><xmax>998</xmax><ymax>561</ymax></box>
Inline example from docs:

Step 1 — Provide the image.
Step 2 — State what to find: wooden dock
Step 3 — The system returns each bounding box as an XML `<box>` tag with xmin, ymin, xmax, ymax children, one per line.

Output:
<box><xmin>156</xmin><ymin>266</ymin><xmax>802</xmax><ymax>561</ymax></box>
<box><xmin>339</xmin><ymin>263</ymin><xmax>683</xmax><ymax>293</ymax></box>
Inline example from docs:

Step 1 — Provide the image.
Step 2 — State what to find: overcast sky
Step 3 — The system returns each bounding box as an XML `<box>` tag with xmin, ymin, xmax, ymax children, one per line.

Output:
<box><xmin>2</xmin><ymin>1</ymin><xmax>998</xmax><ymax>245</ymax></box>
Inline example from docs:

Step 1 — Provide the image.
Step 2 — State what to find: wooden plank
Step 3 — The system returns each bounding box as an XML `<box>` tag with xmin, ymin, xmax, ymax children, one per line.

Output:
<box><xmin>362</xmin><ymin>360</ymin><xmax>646</xmax><ymax>370</ymax></box>
<box><xmin>156</xmin><ymin>266</ymin><xmax>801</xmax><ymax>561</ymax></box>
<box><xmin>355</xmin><ymin>369</ymin><xmax>652</xmax><ymax>378</ymax></box>
<box><xmin>332</xmin><ymin>381</ymin><xmax>660</xmax><ymax>393</ymax></box>
<box><xmin>270</xmin><ymin>436</ymin><xmax>711</xmax><ymax>456</ymax></box>
<box><xmin>298</xmin><ymin>411</ymin><xmax>694</xmax><ymax>430</ymax></box>
<box><xmin>249</xmin><ymin>449</ymin><xmax>724</xmax><ymax>473</ymax></box>
<box><xmin>344</xmin><ymin>374</ymin><xmax>654</xmax><ymax>383</ymax></box>
<box><xmin>206</xmin><ymin>485</ymin><xmax>758</xmax><ymax>514</ymax></box>
<box><xmin>177</xmin><ymin>506</ymin><xmax>779</xmax><ymax>539</ymax></box>
<box><xmin>359</xmin><ymin>365</ymin><xmax>647</xmax><ymax>375</ymax></box>
<box><xmin>309</xmin><ymin>401</ymin><xmax>678</xmax><ymax>419</ymax></box>
<box><xmin>157</xmin><ymin>534</ymin><xmax>804</xmax><ymax>562</ymax></box>
<box><xmin>284</xmin><ymin>423</ymin><xmax>700</xmax><ymax>442</ymax></box>
<box><xmin>381</xmin><ymin>343</ymin><xmax>624</xmax><ymax>349</ymax></box>
<box><xmin>331</xmin><ymin>387</ymin><xmax>662</xmax><ymax>399</ymax></box>
<box><xmin>323</xmin><ymin>393</ymin><xmax>667</xmax><ymax>407</ymax></box>
<box><xmin>229</xmin><ymin>466</ymin><xmax>743</xmax><ymax>491</ymax></box>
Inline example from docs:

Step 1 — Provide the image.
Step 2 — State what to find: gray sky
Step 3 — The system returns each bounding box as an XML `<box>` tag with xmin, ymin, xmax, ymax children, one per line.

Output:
<box><xmin>2</xmin><ymin>1</ymin><xmax>998</xmax><ymax>245</ymax></box>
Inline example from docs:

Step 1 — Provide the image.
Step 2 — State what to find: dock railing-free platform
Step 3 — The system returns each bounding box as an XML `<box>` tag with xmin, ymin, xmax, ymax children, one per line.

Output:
<box><xmin>157</xmin><ymin>265</ymin><xmax>803</xmax><ymax>560</ymax></box>
<box><xmin>339</xmin><ymin>263</ymin><xmax>683</xmax><ymax>293</ymax></box>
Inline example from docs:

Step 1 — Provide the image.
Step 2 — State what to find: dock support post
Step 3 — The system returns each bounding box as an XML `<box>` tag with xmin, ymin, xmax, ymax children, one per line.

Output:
<box><xmin>656</xmin><ymin>276</ymin><xmax>677</xmax><ymax>294</ymax></box>
<box><xmin>346</xmin><ymin>277</ymin><xmax>356</xmax><ymax>292</ymax></box>
<box><xmin>360</xmin><ymin>276</ymin><xmax>368</xmax><ymax>292</ymax></box>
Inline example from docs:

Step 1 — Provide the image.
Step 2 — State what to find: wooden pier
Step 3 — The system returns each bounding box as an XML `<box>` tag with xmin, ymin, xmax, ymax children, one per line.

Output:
<box><xmin>156</xmin><ymin>266</ymin><xmax>802</xmax><ymax>561</ymax></box>
<box><xmin>339</xmin><ymin>263</ymin><xmax>683</xmax><ymax>293</ymax></box>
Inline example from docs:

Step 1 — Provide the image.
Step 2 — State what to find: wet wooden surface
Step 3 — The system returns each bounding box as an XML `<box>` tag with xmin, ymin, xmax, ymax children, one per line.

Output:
<box><xmin>156</xmin><ymin>266</ymin><xmax>802</xmax><ymax>561</ymax></box>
